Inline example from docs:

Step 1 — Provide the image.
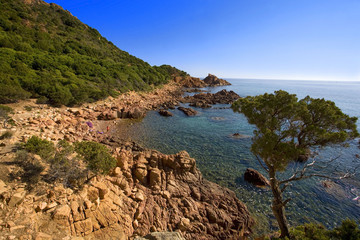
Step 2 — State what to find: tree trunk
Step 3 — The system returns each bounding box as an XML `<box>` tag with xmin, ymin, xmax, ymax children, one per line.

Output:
<box><xmin>269</xmin><ymin>168</ymin><xmax>290</xmax><ymax>238</ymax></box>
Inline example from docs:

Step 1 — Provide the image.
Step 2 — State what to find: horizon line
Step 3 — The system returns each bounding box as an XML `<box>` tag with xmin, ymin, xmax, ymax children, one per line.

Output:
<box><xmin>195</xmin><ymin>76</ymin><xmax>360</xmax><ymax>82</ymax></box>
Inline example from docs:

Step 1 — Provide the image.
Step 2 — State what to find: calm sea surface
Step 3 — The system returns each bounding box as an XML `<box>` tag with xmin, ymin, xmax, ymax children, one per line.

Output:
<box><xmin>114</xmin><ymin>79</ymin><xmax>360</xmax><ymax>234</ymax></box>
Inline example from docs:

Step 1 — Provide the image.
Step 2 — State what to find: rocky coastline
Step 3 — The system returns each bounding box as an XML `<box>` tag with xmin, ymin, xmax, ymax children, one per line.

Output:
<box><xmin>0</xmin><ymin>76</ymin><xmax>254</xmax><ymax>239</ymax></box>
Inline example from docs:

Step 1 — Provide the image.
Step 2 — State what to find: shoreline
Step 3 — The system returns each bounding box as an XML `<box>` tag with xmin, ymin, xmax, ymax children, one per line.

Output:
<box><xmin>0</xmin><ymin>79</ymin><xmax>255</xmax><ymax>239</ymax></box>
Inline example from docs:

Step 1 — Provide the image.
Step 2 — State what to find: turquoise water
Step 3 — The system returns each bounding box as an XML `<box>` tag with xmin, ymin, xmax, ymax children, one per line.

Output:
<box><xmin>114</xmin><ymin>79</ymin><xmax>360</xmax><ymax>234</ymax></box>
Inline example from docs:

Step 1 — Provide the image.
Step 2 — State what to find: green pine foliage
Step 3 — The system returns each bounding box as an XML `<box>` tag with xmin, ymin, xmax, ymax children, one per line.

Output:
<box><xmin>0</xmin><ymin>0</ymin><xmax>188</xmax><ymax>106</ymax></box>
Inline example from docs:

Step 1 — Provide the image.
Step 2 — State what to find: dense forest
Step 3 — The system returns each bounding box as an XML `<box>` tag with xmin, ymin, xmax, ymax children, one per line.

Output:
<box><xmin>0</xmin><ymin>0</ymin><xmax>187</xmax><ymax>106</ymax></box>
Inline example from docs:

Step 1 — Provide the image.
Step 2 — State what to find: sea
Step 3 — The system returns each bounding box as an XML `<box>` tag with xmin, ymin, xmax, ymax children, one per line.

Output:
<box><xmin>113</xmin><ymin>79</ymin><xmax>360</xmax><ymax>234</ymax></box>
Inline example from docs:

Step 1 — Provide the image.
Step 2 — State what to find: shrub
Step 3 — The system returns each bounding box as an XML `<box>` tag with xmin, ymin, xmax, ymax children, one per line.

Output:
<box><xmin>14</xmin><ymin>150</ymin><xmax>45</xmax><ymax>188</ymax></box>
<box><xmin>290</xmin><ymin>223</ymin><xmax>329</xmax><ymax>240</ymax></box>
<box><xmin>0</xmin><ymin>131</ymin><xmax>13</xmax><ymax>140</ymax></box>
<box><xmin>24</xmin><ymin>105</ymin><xmax>32</xmax><ymax>111</ymax></box>
<box><xmin>75</xmin><ymin>141</ymin><xmax>116</xmax><ymax>174</ymax></box>
<box><xmin>330</xmin><ymin>219</ymin><xmax>360</xmax><ymax>240</ymax></box>
<box><xmin>288</xmin><ymin>220</ymin><xmax>360</xmax><ymax>240</ymax></box>
<box><xmin>24</xmin><ymin>136</ymin><xmax>55</xmax><ymax>160</ymax></box>
<box><xmin>36</xmin><ymin>96</ymin><xmax>48</xmax><ymax>104</ymax></box>
<box><xmin>46</xmin><ymin>140</ymin><xmax>87</xmax><ymax>189</ymax></box>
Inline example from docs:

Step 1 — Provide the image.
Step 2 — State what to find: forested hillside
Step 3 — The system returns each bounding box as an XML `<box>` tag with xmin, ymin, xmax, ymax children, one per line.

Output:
<box><xmin>0</xmin><ymin>0</ymin><xmax>187</xmax><ymax>106</ymax></box>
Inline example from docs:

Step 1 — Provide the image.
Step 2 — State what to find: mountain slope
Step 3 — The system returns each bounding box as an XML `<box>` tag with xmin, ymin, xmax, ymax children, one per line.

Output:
<box><xmin>0</xmin><ymin>0</ymin><xmax>187</xmax><ymax>106</ymax></box>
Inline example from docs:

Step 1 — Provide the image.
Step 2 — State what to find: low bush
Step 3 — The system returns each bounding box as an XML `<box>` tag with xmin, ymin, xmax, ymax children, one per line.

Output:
<box><xmin>75</xmin><ymin>141</ymin><xmax>116</xmax><ymax>174</ymax></box>
<box><xmin>14</xmin><ymin>150</ymin><xmax>45</xmax><ymax>188</ymax></box>
<box><xmin>24</xmin><ymin>135</ymin><xmax>55</xmax><ymax>160</ymax></box>
<box><xmin>288</xmin><ymin>219</ymin><xmax>360</xmax><ymax>240</ymax></box>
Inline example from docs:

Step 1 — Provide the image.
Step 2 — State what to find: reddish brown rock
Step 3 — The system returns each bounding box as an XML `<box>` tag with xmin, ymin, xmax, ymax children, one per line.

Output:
<box><xmin>203</xmin><ymin>74</ymin><xmax>231</xmax><ymax>86</ymax></box>
<box><xmin>178</xmin><ymin>107</ymin><xmax>197</xmax><ymax>116</ymax></box>
<box><xmin>244</xmin><ymin>168</ymin><xmax>270</xmax><ymax>187</ymax></box>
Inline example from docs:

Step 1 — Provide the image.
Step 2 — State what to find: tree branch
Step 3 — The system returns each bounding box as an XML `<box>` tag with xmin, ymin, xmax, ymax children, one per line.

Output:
<box><xmin>255</xmin><ymin>155</ymin><xmax>269</xmax><ymax>172</ymax></box>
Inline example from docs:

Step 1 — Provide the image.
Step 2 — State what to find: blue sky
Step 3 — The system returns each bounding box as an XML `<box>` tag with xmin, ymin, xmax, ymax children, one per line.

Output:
<box><xmin>47</xmin><ymin>0</ymin><xmax>360</xmax><ymax>81</ymax></box>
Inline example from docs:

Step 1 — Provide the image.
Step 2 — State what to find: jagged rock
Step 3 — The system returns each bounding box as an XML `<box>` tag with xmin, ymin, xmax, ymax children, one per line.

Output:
<box><xmin>93</xmin><ymin>204</ymin><xmax>117</xmax><ymax>227</ymax></box>
<box><xmin>134</xmin><ymin>191</ymin><xmax>145</xmax><ymax>202</ymax></box>
<box><xmin>117</xmin><ymin>107</ymin><xmax>146</xmax><ymax>119</ymax></box>
<box><xmin>189</xmin><ymin>101</ymin><xmax>211</xmax><ymax>108</ymax></box>
<box><xmin>8</xmin><ymin>190</ymin><xmax>26</xmax><ymax>207</ymax></box>
<box><xmin>34</xmin><ymin>232</ymin><xmax>53</xmax><ymax>240</ymax></box>
<box><xmin>244</xmin><ymin>168</ymin><xmax>270</xmax><ymax>187</ymax></box>
<box><xmin>178</xmin><ymin>107</ymin><xmax>197</xmax><ymax>116</ymax></box>
<box><xmin>158</xmin><ymin>110</ymin><xmax>173</xmax><ymax>117</ymax></box>
<box><xmin>174</xmin><ymin>76</ymin><xmax>206</xmax><ymax>88</ymax></box>
<box><xmin>182</xmin><ymin>89</ymin><xmax>240</xmax><ymax>106</ymax></box>
<box><xmin>134</xmin><ymin>163</ymin><xmax>148</xmax><ymax>184</ymax></box>
<box><xmin>74</xmin><ymin>218</ymin><xmax>93</xmax><ymax>236</ymax></box>
<box><xmin>0</xmin><ymin>179</ymin><xmax>7</xmax><ymax>195</ymax></box>
<box><xmin>53</xmin><ymin>204</ymin><xmax>71</xmax><ymax>226</ymax></box>
<box><xmin>97</xmin><ymin>110</ymin><xmax>117</xmax><ymax>120</ymax></box>
<box><xmin>149</xmin><ymin>168</ymin><xmax>162</xmax><ymax>189</ymax></box>
<box><xmin>135</xmin><ymin>232</ymin><xmax>185</xmax><ymax>240</ymax></box>
<box><xmin>178</xmin><ymin>218</ymin><xmax>191</xmax><ymax>231</ymax></box>
<box><xmin>206</xmin><ymin>207</ymin><xmax>218</xmax><ymax>223</ymax></box>
<box><xmin>203</xmin><ymin>74</ymin><xmax>231</xmax><ymax>86</ymax></box>
<box><xmin>93</xmin><ymin>182</ymin><xmax>109</xmax><ymax>199</ymax></box>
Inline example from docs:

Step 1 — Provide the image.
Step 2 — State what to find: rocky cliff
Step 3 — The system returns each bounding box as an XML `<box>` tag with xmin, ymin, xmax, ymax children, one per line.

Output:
<box><xmin>0</xmin><ymin>138</ymin><xmax>253</xmax><ymax>239</ymax></box>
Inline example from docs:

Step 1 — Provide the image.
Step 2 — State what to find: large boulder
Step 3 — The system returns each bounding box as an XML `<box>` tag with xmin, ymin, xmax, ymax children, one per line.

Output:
<box><xmin>158</xmin><ymin>110</ymin><xmax>173</xmax><ymax>117</ymax></box>
<box><xmin>244</xmin><ymin>168</ymin><xmax>270</xmax><ymax>187</ymax></box>
<box><xmin>117</xmin><ymin>107</ymin><xmax>146</xmax><ymax>119</ymax></box>
<box><xmin>203</xmin><ymin>74</ymin><xmax>231</xmax><ymax>86</ymax></box>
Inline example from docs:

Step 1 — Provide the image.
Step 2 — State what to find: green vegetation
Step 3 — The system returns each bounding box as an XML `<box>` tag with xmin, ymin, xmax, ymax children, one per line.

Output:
<box><xmin>0</xmin><ymin>0</ymin><xmax>188</xmax><ymax>106</ymax></box>
<box><xmin>0</xmin><ymin>104</ymin><xmax>13</xmax><ymax>128</ymax></box>
<box><xmin>24</xmin><ymin>135</ymin><xmax>55</xmax><ymax>160</ymax></box>
<box><xmin>14</xmin><ymin>150</ymin><xmax>45</xmax><ymax>188</ymax></box>
<box><xmin>232</xmin><ymin>90</ymin><xmax>359</xmax><ymax>238</ymax></box>
<box><xmin>75</xmin><ymin>141</ymin><xmax>116</xmax><ymax>175</ymax></box>
<box><xmin>18</xmin><ymin>137</ymin><xmax>117</xmax><ymax>188</ymax></box>
<box><xmin>287</xmin><ymin>220</ymin><xmax>360</xmax><ymax>240</ymax></box>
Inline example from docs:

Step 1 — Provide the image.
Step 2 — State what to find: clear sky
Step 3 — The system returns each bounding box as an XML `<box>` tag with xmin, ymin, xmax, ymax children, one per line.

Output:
<box><xmin>46</xmin><ymin>0</ymin><xmax>360</xmax><ymax>81</ymax></box>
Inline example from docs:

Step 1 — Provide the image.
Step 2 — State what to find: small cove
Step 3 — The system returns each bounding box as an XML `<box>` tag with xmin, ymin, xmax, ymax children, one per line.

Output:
<box><xmin>113</xmin><ymin>78</ymin><xmax>360</xmax><ymax>233</ymax></box>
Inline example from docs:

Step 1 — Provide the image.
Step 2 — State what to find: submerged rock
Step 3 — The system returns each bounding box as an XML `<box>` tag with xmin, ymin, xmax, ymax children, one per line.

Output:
<box><xmin>244</xmin><ymin>168</ymin><xmax>270</xmax><ymax>187</ymax></box>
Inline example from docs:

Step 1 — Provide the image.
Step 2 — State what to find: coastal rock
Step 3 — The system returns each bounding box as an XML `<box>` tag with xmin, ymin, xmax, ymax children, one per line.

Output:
<box><xmin>244</xmin><ymin>168</ymin><xmax>270</xmax><ymax>187</ymax></box>
<box><xmin>178</xmin><ymin>107</ymin><xmax>197</xmax><ymax>116</ymax></box>
<box><xmin>175</xmin><ymin>76</ymin><xmax>206</xmax><ymax>88</ymax></box>
<box><xmin>97</xmin><ymin>110</ymin><xmax>117</xmax><ymax>120</ymax></box>
<box><xmin>158</xmin><ymin>110</ymin><xmax>173</xmax><ymax>117</ymax></box>
<box><xmin>117</xmin><ymin>107</ymin><xmax>146</xmax><ymax>119</ymax></box>
<box><xmin>182</xmin><ymin>89</ymin><xmax>240</xmax><ymax>107</ymax></box>
<box><xmin>135</xmin><ymin>232</ymin><xmax>185</xmax><ymax>240</ymax></box>
<box><xmin>8</xmin><ymin>190</ymin><xmax>26</xmax><ymax>207</ymax></box>
<box><xmin>53</xmin><ymin>204</ymin><xmax>71</xmax><ymax>226</ymax></box>
<box><xmin>203</xmin><ymin>74</ymin><xmax>231</xmax><ymax>86</ymax></box>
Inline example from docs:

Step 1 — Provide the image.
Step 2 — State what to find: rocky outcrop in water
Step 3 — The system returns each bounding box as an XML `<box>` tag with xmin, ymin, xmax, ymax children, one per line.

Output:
<box><xmin>244</xmin><ymin>168</ymin><xmax>270</xmax><ymax>187</ymax></box>
<box><xmin>175</xmin><ymin>74</ymin><xmax>230</xmax><ymax>88</ymax></box>
<box><xmin>178</xmin><ymin>107</ymin><xmax>198</xmax><ymax>116</ymax></box>
<box><xmin>158</xmin><ymin>110</ymin><xmax>173</xmax><ymax>117</ymax></box>
<box><xmin>181</xmin><ymin>90</ymin><xmax>240</xmax><ymax>108</ymax></box>
<box><xmin>203</xmin><ymin>74</ymin><xmax>231</xmax><ymax>86</ymax></box>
